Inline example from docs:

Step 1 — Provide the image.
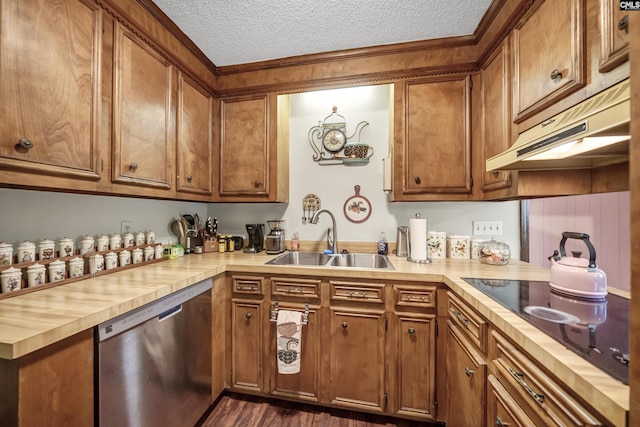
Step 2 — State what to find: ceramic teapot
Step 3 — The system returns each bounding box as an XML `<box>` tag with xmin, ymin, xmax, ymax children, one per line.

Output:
<box><xmin>547</xmin><ymin>232</ymin><xmax>607</xmax><ymax>298</ymax></box>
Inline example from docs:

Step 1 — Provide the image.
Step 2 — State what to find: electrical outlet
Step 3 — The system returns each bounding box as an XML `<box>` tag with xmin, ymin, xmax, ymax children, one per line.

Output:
<box><xmin>473</xmin><ymin>221</ymin><xmax>503</xmax><ymax>236</ymax></box>
<box><xmin>121</xmin><ymin>220</ymin><xmax>133</xmax><ymax>234</ymax></box>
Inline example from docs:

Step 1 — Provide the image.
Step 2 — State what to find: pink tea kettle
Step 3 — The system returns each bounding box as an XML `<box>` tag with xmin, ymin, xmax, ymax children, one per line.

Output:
<box><xmin>547</xmin><ymin>232</ymin><xmax>607</xmax><ymax>298</ymax></box>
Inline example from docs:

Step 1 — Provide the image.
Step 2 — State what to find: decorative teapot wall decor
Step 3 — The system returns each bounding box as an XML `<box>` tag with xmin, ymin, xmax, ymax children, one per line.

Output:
<box><xmin>308</xmin><ymin>106</ymin><xmax>371</xmax><ymax>165</ymax></box>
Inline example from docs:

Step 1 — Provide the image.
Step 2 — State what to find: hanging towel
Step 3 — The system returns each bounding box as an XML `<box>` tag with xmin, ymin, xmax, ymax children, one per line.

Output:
<box><xmin>277</xmin><ymin>310</ymin><xmax>302</xmax><ymax>374</ymax></box>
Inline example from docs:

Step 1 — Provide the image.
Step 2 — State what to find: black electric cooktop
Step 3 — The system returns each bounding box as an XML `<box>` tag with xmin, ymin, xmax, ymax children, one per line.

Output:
<box><xmin>463</xmin><ymin>278</ymin><xmax>629</xmax><ymax>385</ymax></box>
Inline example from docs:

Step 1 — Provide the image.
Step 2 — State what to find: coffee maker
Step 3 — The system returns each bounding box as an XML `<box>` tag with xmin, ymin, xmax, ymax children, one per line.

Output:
<box><xmin>244</xmin><ymin>224</ymin><xmax>264</xmax><ymax>253</ymax></box>
<box><xmin>265</xmin><ymin>219</ymin><xmax>286</xmax><ymax>254</ymax></box>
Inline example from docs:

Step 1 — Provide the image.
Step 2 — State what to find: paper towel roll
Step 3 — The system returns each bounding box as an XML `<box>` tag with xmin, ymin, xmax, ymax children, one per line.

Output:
<box><xmin>409</xmin><ymin>217</ymin><xmax>429</xmax><ymax>263</ymax></box>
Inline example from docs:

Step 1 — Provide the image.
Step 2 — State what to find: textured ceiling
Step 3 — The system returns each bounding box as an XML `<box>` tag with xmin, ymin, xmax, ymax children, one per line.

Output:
<box><xmin>151</xmin><ymin>0</ymin><xmax>494</xmax><ymax>67</ymax></box>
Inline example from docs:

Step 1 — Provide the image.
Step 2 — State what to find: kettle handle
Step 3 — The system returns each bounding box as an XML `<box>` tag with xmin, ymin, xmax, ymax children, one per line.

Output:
<box><xmin>559</xmin><ymin>232</ymin><xmax>597</xmax><ymax>269</ymax></box>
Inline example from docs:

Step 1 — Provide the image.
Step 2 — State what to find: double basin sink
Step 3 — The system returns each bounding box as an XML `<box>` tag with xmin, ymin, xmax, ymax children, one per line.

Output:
<box><xmin>265</xmin><ymin>251</ymin><xmax>394</xmax><ymax>270</ymax></box>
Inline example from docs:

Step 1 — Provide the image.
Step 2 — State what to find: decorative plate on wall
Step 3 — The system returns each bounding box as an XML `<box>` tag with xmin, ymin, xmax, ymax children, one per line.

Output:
<box><xmin>343</xmin><ymin>185</ymin><xmax>372</xmax><ymax>223</ymax></box>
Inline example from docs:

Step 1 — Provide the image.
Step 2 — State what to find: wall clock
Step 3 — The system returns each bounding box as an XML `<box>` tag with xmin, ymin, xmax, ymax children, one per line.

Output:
<box><xmin>307</xmin><ymin>106</ymin><xmax>369</xmax><ymax>165</ymax></box>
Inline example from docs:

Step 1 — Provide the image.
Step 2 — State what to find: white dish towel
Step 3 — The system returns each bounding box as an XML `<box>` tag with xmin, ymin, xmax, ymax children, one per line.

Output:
<box><xmin>276</xmin><ymin>310</ymin><xmax>302</xmax><ymax>374</ymax></box>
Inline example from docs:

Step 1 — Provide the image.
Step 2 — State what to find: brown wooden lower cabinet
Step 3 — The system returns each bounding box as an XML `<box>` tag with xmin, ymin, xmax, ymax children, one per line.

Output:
<box><xmin>0</xmin><ymin>330</ymin><xmax>94</xmax><ymax>427</ymax></box>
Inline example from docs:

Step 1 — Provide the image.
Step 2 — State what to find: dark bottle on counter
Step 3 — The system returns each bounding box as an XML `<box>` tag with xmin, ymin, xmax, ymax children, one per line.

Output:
<box><xmin>377</xmin><ymin>232</ymin><xmax>388</xmax><ymax>255</ymax></box>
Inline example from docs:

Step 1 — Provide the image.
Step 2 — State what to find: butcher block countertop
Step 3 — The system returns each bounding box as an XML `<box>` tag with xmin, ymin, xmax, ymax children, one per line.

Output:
<box><xmin>0</xmin><ymin>251</ymin><xmax>629</xmax><ymax>425</ymax></box>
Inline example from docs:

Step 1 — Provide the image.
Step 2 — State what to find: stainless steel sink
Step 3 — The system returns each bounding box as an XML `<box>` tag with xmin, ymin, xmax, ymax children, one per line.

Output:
<box><xmin>265</xmin><ymin>252</ymin><xmax>394</xmax><ymax>270</ymax></box>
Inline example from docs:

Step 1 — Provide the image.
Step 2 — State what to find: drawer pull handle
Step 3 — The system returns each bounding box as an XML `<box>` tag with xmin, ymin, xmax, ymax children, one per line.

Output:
<box><xmin>451</xmin><ymin>309</ymin><xmax>469</xmax><ymax>328</ymax></box>
<box><xmin>618</xmin><ymin>15</ymin><xmax>629</xmax><ymax>33</ymax></box>
<box><xmin>464</xmin><ymin>367</ymin><xmax>475</xmax><ymax>377</ymax></box>
<box><xmin>286</xmin><ymin>287</ymin><xmax>303</xmax><ymax>294</ymax></box>
<box><xmin>403</xmin><ymin>295</ymin><xmax>429</xmax><ymax>302</ymax></box>
<box><xmin>496</xmin><ymin>416</ymin><xmax>510</xmax><ymax>427</ymax></box>
<box><xmin>509</xmin><ymin>368</ymin><xmax>545</xmax><ymax>404</ymax></box>
<box><xmin>348</xmin><ymin>291</ymin><xmax>367</xmax><ymax>298</ymax></box>
<box><xmin>237</xmin><ymin>284</ymin><xmax>258</xmax><ymax>291</ymax></box>
<box><xmin>550</xmin><ymin>69</ymin><xmax>562</xmax><ymax>82</ymax></box>
<box><xmin>408</xmin><ymin>327</ymin><xmax>416</xmax><ymax>334</ymax></box>
<box><xmin>341</xmin><ymin>321</ymin><xmax>348</xmax><ymax>328</ymax></box>
<box><xmin>245</xmin><ymin>313</ymin><xmax>252</xmax><ymax>319</ymax></box>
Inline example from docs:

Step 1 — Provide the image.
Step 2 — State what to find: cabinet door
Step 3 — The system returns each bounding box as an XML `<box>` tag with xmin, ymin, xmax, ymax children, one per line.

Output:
<box><xmin>446</xmin><ymin>321</ymin><xmax>487</xmax><ymax>427</ymax></box>
<box><xmin>219</xmin><ymin>95</ymin><xmax>269</xmax><ymax>197</ymax></box>
<box><xmin>396</xmin><ymin>76</ymin><xmax>472</xmax><ymax>198</ymax></box>
<box><xmin>269</xmin><ymin>303</ymin><xmax>320</xmax><ymax>402</ymax></box>
<box><xmin>231</xmin><ymin>299</ymin><xmax>263</xmax><ymax>392</ymax></box>
<box><xmin>512</xmin><ymin>0</ymin><xmax>585</xmax><ymax>122</ymax></box>
<box><xmin>480</xmin><ymin>41</ymin><xmax>512</xmax><ymax>192</ymax></box>
<box><xmin>599</xmin><ymin>0</ymin><xmax>630</xmax><ymax>72</ymax></box>
<box><xmin>394</xmin><ymin>314</ymin><xmax>437</xmax><ymax>419</ymax></box>
<box><xmin>329</xmin><ymin>307</ymin><xmax>386</xmax><ymax>412</ymax></box>
<box><xmin>487</xmin><ymin>375</ymin><xmax>536</xmax><ymax>427</ymax></box>
<box><xmin>176</xmin><ymin>73</ymin><xmax>213</xmax><ymax>196</ymax></box>
<box><xmin>112</xmin><ymin>22</ymin><xmax>173</xmax><ymax>190</ymax></box>
<box><xmin>0</xmin><ymin>0</ymin><xmax>102</xmax><ymax>181</ymax></box>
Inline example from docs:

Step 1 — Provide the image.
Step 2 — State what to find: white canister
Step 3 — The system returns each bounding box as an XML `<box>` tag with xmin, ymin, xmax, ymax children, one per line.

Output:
<box><xmin>109</xmin><ymin>233</ymin><xmax>122</xmax><ymax>250</ymax></box>
<box><xmin>146</xmin><ymin>230</ymin><xmax>156</xmax><ymax>245</ymax></box>
<box><xmin>1</xmin><ymin>267</ymin><xmax>22</xmax><ymax>293</ymax></box>
<box><xmin>105</xmin><ymin>252</ymin><xmax>118</xmax><ymax>270</ymax></box>
<box><xmin>471</xmin><ymin>238</ymin><xmax>485</xmax><ymax>260</ymax></box>
<box><xmin>27</xmin><ymin>263</ymin><xmax>46</xmax><ymax>287</ymax></box>
<box><xmin>96</xmin><ymin>234</ymin><xmax>110</xmax><ymax>252</ymax></box>
<box><xmin>123</xmin><ymin>232</ymin><xmax>134</xmax><ymax>248</ymax></box>
<box><xmin>68</xmin><ymin>257</ymin><xmax>85</xmax><ymax>278</ymax></box>
<box><xmin>447</xmin><ymin>234</ymin><xmax>470</xmax><ymax>259</ymax></box>
<box><xmin>17</xmin><ymin>241</ymin><xmax>36</xmax><ymax>263</ymax></box>
<box><xmin>0</xmin><ymin>242</ymin><xmax>13</xmax><ymax>266</ymax></box>
<box><xmin>48</xmin><ymin>260</ymin><xmax>66</xmax><ymax>282</ymax></box>
<box><xmin>427</xmin><ymin>231</ymin><xmax>447</xmax><ymax>259</ymax></box>
<box><xmin>118</xmin><ymin>250</ymin><xmax>131</xmax><ymax>267</ymax></box>
<box><xmin>89</xmin><ymin>254</ymin><xmax>104</xmax><ymax>274</ymax></box>
<box><xmin>135</xmin><ymin>232</ymin><xmax>145</xmax><ymax>246</ymax></box>
<box><xmin>58</xmin><ymin>237</ymin><xmax>75</xmax><ymax>257</ymax></box>
<box><xmin>80</xmin><ymin>235</ymin><xmax>95</xmax><ymax>255</ymax></box>
<box><xmin>132</xmin><ymin>248</ymin><xmax>143</xmax><ymax>264</ymax></box>
<box><xmin>38</xmin><ymin>239</ymin><xmax>56</xmax><ymax>261</ymax></box>
<box><xmin>154</xmin><ymin>245</ymin><xmax>164</xmax><ymax>260</ymax></box>
<box><xmin>143</xmin><ymin>246</ymin><xmax>154</xmax><ymax>261</ymax></box>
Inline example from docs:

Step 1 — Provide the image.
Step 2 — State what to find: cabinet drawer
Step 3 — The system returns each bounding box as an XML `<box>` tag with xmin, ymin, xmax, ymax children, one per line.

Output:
<box><xmin>232</xmin><ymin>276</ymin><xmax>264</xmax><ymax>295</ymax></box>
<box><xmin>271</xmin><ymin>277</ymin><xmax>321</xmax><ymax>299</ymax></box>
<box><xmin>447</xmin><ymin>292</ymin><xmax>488</xmax><ymax>353</ymax></box>
<box><xmin>330</xmin><ymin>281</ymin><xmax>384</xmax><ymax>304</ymax></box>
<box><xmin>491</xmin><ymin>331</ymin><xmax>605</xmax><ymax>426</ymax></box>
<box><xmin>487</xmin><ymin>374</ymin><xmax>536</xmax><ymax>427</ymax></box>
<box><xmin>393</xmin><ymin>284</ymin><xmax>436</xmax><ymax>308</ymax></box>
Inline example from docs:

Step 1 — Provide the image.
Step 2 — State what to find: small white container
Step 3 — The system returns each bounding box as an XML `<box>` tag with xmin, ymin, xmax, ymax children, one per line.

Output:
<box><xmin>17</xmin><ymin>241</ymin><xmax>36</xmax><ymax>263</ymax></box>
<box><xmin>154</xmin><ymin>245</ymin><xmax>164</xmax><ymax>260</ymax></box>
<box><xmin>132</xmin><ymin>248</ymin><xmax>143</xmax><ymax>264</ymax></box>
<box><xmin>123</xmin><ymin>232</ymin><xmax>134</xmax><ymax>248</ymax></box>
<box><xmin>27</xmin><ymin>263</ymin><xmax>46</xmax><ymax>287</ymax></box>
<box><xmin>58</xmin><ymin>237</ymin><xmax>75</xmax><ymax>257</ymax></box>
<box><xmin>146</xmin><ymin>231</ymin><xmax>156</xmax><ymax>245</ymax></box>
<box><xmin>447</xmin><ymin>234</ymin><xmax>470</xmax><ymax>259</ymax></box>
<box><xmin>48</xmin><ymin>260</ymin><xmax>66</xmax><ymax>283</ymax></box>
<box><xmin>38</xmin><ymin>239</ymin><xmax>56</xmax><ymax>261</ymax></box>
<box><xmin>68</xmin><ymin>257</ymin><xmax>85</xmax><ymax>278</ymax></box>
<box><xmin>105</xmin><ymin>252</ymin><xmax>118</xmax><ymax>270</ymax></box>
<box><xmin>471</xmin><ymin>238</ymin><xmax>485</xmax><ymax>260</ymax></box>
<box><xmin>89</xmin><ymin>254</ymin><xmax>104</xmax><ymax>274</ymax></box>
<box><xmin>427</xmin><ymin>231</ymin><xmax>447</xmax><ymax>259</ymax></box>
<box><xmin>144</xmin><ymin>246</ymin><xmax>154</xmax><ymax>261</ymax></box>
<box><xmin>80</xmin><ymin>235</ymin><xmax>95</xmax><ymax>255</ymax></box>
<box><xmin>109</xmin><ymin>234</ymin><xmax>122</xmax><ymax>250</ymax></box>
<box><xmin>0</xmin><ymin>242</ymin><xmax>13</xmax><ymax>266</ymax></box>
<box><xmin>119</xmin><ymin>250</ymin><xmax>131</xmax><ymax>267</ymax></box>
<box><xmin>1</xmin><ymin>267</ymin><xmax>22</xmax><ymax>293</ymax></box>
<box><xmin>96</xmin><ymin>234</ymin><xmax>110</xmax><ymax>252</ymax></box>
<box><xmin>135</xmin><ymin>232</ymin><xmax>145</xmax><ymax>246</ymax></box>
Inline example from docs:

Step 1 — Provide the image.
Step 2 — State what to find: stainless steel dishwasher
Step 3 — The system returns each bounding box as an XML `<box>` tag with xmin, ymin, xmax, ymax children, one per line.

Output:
<box><xmin>96</xmin><ymin>278</ymin><xmax>212</xmax><ymax>427</ymax></box>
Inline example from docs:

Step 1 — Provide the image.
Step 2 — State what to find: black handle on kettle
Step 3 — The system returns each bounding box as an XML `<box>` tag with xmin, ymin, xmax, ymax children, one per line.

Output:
<box><xmin>559</xmin><ymin>231</ymin><xmax>597</xmax><ymax>269</ymax></box>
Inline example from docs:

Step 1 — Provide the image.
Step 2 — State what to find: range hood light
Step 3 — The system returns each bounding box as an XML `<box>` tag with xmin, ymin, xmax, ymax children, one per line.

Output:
<box><xmin>523</xmin><ymin>135</ymin><xmax>628</xmax><ymax>161</ymax></box>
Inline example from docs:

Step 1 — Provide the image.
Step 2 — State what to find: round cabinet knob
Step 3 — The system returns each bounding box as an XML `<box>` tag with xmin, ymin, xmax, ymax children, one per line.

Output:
<box><xmin>17</xmin><ymin>138</ymin><xmax>34</xmax><ymax>150</ymax></box>
<box><xmin>464</xmin><ymin>367</ymin><xmax>475</xmax><ymax>377</ymax></box>
<box><xmin>414</xmin><ymin>176</ymin><xmax>421</xmax><ymax>185</ymax></box>
<box><xmin>408</xmin><ymin>327</ymin><xmax>416</xmax><ymax>334</ymax></box>
<box><xmin>550</xmin><ymin>69</ymin><xmax>562</xmax><ymax>82</ymax></box>
<box><xmin>618</xmin><ymin>15</ymin><xmax>629</xmax><ymax>33</ymax></box>
<box><xmin>129</xmin><ymin>162</ymin><xmax>138</xmax><ymax>172</ymax></box>
<box><xmin>492</xmin><ymin>171</ymin><xmax>500</xmax><ymax>178</ymax></box>
<box><xmin>254</xmin><ymin>180</ymin><xmax>261</xmax><ymax>188</ymax></box>
<box><xmin>341</xmin><ymin>321</ymin><xmax>348</xmax><ymax>328</ymax></box>
<box><xmin>245</xmin><ymin>313</ymin><xmax>252</xmax><ymax>319</ymax></box>
<box><xmin>187</xmin><ymin>175</ymin><xmax>193</xmax><ymax>183</ymax></box>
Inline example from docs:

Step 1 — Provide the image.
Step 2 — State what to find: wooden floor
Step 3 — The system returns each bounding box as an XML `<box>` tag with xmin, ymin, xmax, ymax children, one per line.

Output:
<box><xmin>198</xmin><ymin>393</ymin><xmax>439</xmax><ymax>427</ymax></box>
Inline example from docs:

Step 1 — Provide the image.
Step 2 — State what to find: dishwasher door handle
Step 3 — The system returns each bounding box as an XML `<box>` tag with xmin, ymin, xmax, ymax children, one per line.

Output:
<box><xmin>158</xmin><ymin>304</ymin><xmax>183</xmax><ymax>321</ymax></box>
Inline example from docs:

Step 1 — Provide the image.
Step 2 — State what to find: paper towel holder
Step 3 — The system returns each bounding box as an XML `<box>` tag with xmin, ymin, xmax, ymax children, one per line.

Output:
<box><xmin>408</xmin><ymin>213</ymin><xmax>431</xmax><ymax>264</ymax></box>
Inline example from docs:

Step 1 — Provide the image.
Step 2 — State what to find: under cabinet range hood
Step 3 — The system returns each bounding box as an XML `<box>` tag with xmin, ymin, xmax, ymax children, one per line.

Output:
<box><xmin>487</xmin><ymin>79</ymin><xmax>630</xmax><ymax>172</ymax></box>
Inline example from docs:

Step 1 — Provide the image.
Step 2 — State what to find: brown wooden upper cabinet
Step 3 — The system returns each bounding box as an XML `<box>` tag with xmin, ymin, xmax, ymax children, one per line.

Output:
<box><xmin>0</xmin><ymin>0</ymin><xmax>103</xmax><ymax>184</ymax></box>
<box><xmin>176</xmin><ymin>73</ymin><xmax>213</xmax><ymax>197</ymax></box>
<box><xmin>218</xmin><ymin>93</ymin><xmax>288</xmax><ymax>202</ymax></box>
<box><xmin>599</xmin><ymin>0</ymin><xmax>630</xmax><ymax>72</ymax></box>
<box><xmin>112</xmin><ymin>22</ymin><xmax>174</xmax><ymax>191</ymax></box>
<box><xmin>511</xmin><ymin>0</ymin><xmax>586</xmax><ymax>123</ymax></box>
<box><xmin>392</xmin><ymin>76</ymin><xmax>472</xmax><ymax>201</ymax></box>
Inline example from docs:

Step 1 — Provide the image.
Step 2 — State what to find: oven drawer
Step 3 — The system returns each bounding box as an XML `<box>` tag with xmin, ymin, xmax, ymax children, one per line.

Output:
<box><xmin>447</xmin><ymin>292</ymin><xmax>488</xmax><ymax>353</ymax></box>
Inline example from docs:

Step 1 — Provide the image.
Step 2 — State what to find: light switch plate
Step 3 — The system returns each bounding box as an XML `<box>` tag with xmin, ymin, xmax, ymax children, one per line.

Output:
<box><xmin>473</xmin><ymin>221</ymin><xmax>503</xmax><ymax>236</ymax></box>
